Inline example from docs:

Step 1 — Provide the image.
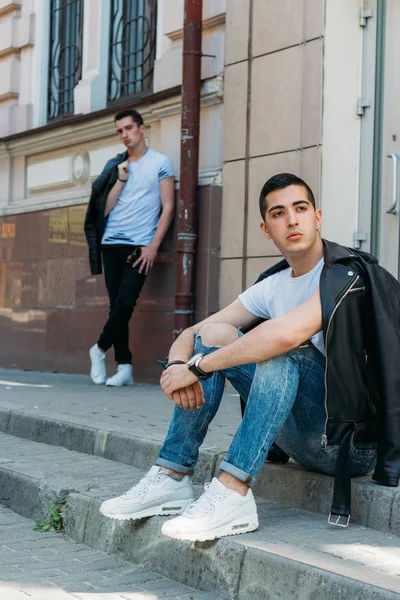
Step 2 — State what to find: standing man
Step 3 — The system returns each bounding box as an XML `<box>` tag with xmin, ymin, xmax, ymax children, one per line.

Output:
<box><xmin>84</xmin><ymin>109</ymin><xmax>175</xmax><ymax>386</ymax></box>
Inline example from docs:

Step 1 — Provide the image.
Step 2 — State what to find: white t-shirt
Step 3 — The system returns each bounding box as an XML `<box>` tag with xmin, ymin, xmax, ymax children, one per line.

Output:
<box><xmin>239</xmin><ymin>258</ymin><xmax>325</xmax><ymax>355</ymax></box>
<box><xmin>102</xmin><ymin>148</ymin><xmax>174</xmax><ymax>247</ymax></box>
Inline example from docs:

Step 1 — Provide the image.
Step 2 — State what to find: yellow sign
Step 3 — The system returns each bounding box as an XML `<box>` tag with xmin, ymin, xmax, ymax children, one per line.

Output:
<box><xmin>69</xmin><ymin>206</ymin><xmax>86</xmax><ymax>247</ymax></box>
<box><xmin>1</xmin><ymin>223</ymin><xmax>15</xmax><ymax>238</ymax></box>
<box><xmin>49</xmin><ymin>210</ymin><xmax>68</xmax><ymax>244</ymax></box>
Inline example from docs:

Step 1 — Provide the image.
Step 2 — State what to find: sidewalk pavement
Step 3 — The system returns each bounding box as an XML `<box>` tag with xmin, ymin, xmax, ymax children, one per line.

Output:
<box><xmin>0</xmin><ymin>369</ymin><xmax>400</xmax><ymax>599</ymax></box>
<box><xmin>0</xmin><ymin>368</ymin><xmax>241</xmax><ymax>457</ymax></box>
<box><xmin>0</xmin><ymin>504</ymin><xmax>218</xmax><ymax>600</ymax></box>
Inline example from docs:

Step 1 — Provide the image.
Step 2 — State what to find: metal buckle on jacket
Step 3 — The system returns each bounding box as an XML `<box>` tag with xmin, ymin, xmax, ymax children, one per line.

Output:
<box><xmin>328</xmin><ymin>512</ymin><xmax>350</xmax><ymax>528</ymax></box>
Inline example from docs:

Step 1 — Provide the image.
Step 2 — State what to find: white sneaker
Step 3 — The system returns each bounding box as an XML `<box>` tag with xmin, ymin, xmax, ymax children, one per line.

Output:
<box><xmin>106</xmin><ymin>364</ymin><xmax>134</xmax><ymax>386</ymax></box>
<box><xmin>99</xmin><ymin>466</ymin><xmax>195</xmax><ymax>520</ymax></box>
<box><xmin>89</xmin><ymin>343</ymin><xmax>106</xmax><ymax>384</ymax></box>
<box><xmin>161</xmin><ymin>477</ymin><xmax>259</xmax><ymax>542</ymax></box>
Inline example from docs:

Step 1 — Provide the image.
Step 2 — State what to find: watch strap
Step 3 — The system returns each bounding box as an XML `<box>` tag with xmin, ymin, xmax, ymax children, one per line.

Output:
<box><xmin>165</xmin><ymin>360</ymin><xmax>186</xmax><ymax>369</ymax></box>
<box><xmin>188</xmin><ymin>355</ymin><xmax>213</xmax><ymax>380</ymax></box>
<box><xmin>196</xmin><ymin>361</ymin><xmax>212</xmax><ymax>379</ymax></box>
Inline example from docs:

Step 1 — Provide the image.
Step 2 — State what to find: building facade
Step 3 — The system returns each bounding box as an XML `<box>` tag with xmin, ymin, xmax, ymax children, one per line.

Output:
<box><xmin>0</xmin><ymin>0</ymin><xmax>398</xmax><ymax>381</ymax></box>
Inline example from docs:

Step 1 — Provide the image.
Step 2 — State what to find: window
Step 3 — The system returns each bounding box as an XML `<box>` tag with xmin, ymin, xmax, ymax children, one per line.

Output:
<box><xmin>108</xmin><ymin>0</ymin><xmax>157</xmax><ymax>104</ymax></box>
<box><xmin>47</xmin><ymin>0</ymin><xmax>83</xmax><ymax>121</ymax></box>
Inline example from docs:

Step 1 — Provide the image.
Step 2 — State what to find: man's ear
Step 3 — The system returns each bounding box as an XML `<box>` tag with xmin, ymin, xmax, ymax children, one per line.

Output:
<box><xmin>315</xmin><ymin>208</ymin><xmax>322</xmax><ymax>230</ymax></box>
<box><xmin>260</xmin><ymin>220</ymin><xmax>272</xmax><ymax>240</ymax></box>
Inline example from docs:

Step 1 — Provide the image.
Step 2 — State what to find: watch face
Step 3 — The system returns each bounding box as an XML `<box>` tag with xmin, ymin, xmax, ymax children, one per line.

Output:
<box><xmin>187</xmin><ymin>353</ymin><xmax>203</xmax><ymax>368</ymax></box>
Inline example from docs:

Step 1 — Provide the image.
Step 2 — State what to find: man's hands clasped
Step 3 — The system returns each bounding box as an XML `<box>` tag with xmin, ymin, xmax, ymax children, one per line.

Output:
<box><xmin>160</xmin><ymin>363</ymin><xmax>205</xmax><ymax>410</ymax></box>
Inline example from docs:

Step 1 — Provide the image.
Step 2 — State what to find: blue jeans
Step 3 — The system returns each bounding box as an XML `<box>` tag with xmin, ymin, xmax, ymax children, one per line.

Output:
<box><xmin>157</xmin><ymin>333</ymin><xmax>376</xmax><ymax>485</ymax></box>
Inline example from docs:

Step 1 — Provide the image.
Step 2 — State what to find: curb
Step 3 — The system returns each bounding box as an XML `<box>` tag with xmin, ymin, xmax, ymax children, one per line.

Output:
<box><xmin>0</xmin><ymin>407</ymin><xmax>398</xmax><ymax>535</ymax></box>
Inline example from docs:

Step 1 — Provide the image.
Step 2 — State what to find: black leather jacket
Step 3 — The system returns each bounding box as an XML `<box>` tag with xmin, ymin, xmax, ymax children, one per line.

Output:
<box><xmin>256</xmin><ymin>239</ymin><xmax>400</xmax><ymax>489</ymax></box>
<box><xmin>84</xmin><ymin>151</ymin><xmax>128</xmax><ymax>275</ymax></box>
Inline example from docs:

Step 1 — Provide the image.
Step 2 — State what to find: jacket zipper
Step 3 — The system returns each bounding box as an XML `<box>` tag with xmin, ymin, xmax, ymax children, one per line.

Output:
<box><xmin>321</xmin><ymin>275</ymin><xmax>360</xmax><ymax>448</ymax></box>
<box><xmin>347</xmin><ymin>285</ymin><xmax>366</xmax><ymax>294</ymax></box>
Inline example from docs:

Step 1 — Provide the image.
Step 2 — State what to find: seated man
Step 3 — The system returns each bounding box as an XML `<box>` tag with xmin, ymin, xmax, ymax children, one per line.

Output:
<box><xmin>100</xmin><ymin>173</ymin><xmax>399</xmax><ymax>542</ymax></box>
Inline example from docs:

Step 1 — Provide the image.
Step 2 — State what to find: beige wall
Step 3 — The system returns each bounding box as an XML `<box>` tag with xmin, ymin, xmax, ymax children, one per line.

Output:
<box><xmin>0</xmin><ymin>1</ymin><xmax>35</xmax><ymax>136</ymax></box>
<box><xmin>221</xmin><ymin>0</ymin><xmax>325</xmax><ymax>307</ymax></box>
<box><xmin>0</xmin><ymin>1</ymin><xmax>225</xmax><ymax>219</ymax></box>
<box><xmin>154</xmin><ymin>0</ymin><xmax>226</xmax><ymax>92</ymax></box>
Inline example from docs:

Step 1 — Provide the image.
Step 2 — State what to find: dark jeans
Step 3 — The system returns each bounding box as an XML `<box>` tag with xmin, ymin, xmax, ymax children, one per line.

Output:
<box><xmin>97</xmin><ymin>246</ymin><xmax>146</xmax><ymax>364</ymax></box>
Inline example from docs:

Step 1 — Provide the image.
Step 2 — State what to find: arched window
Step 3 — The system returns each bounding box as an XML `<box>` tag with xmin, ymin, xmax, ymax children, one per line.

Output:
<box><xmin>47</xmin><ymin>0</ymin><xmax>83</xmax><ymax>121</ymax></box>
<box><xmin>108</xmin><ymin>0</ymin><xmax>157</xmax><ymax>104</ymax></box>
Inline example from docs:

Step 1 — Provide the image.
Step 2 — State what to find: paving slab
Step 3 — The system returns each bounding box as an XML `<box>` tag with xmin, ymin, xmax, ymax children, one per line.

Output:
<box><xmin>0</xmin><ymin>504</ymin><xmax>220</xmax><ymax>600</ymax></box>
<box><xmin>0</xmin><ymin>431</ymin><xmax>398</xmax><ymax>600</ymax></box>
<box><xmin>0</xmin><ymin>368</ymin><xmax>241</xmax><ymax>483</ymax></box>
<box><xmin>0</xmin><ymin>369</ymin><xmax>397</xmax><ymax>535</ymax></box>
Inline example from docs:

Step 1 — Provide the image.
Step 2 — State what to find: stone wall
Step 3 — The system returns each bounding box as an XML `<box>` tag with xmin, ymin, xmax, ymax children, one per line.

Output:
<box><xmin>0</xmin><ymin>185</ymin><xmax>221</xmax><ymax>382</ymax></box>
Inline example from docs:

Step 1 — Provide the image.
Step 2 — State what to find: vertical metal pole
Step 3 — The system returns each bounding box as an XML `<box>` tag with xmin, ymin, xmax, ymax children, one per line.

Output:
<box><xmin>371</xmin><ymin>0</ymin><xmax>386</xmax><ymax>257</ymax></box>
<box><xmin>174</xmin><ymin>0</ymin><xmax>202</xmax><ymax>337</ymax></box>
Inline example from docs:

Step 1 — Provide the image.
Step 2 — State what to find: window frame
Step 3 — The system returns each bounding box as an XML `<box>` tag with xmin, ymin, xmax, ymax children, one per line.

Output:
<box><xmin>47</xmin><ymin>0</ymin><xmax>84</xmax><ymax>122</ymax></box>
<box><xmin>107</xmin><ymin>0</ymin><xmax>157</xmax><ymax>106</ymax></box>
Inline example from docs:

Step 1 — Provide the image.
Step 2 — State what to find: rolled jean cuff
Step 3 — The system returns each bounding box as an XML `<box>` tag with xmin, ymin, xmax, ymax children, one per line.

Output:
<box><xmin>156</xmin><ymin>457</ymin><xmax>193</xmax><ymax>476</ymax></box>
<box><xmin>219</xmin><ymin>459</ymin><xmax>254</xmax><ymax>486</ymax></box>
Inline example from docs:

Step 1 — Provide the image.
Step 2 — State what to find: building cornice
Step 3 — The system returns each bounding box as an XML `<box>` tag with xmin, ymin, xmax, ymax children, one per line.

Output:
<box><xmin>0</xmin><ymin>91</ymin><xmax>18</xmax><ymax>103</ymax></box>
<box><xmin>0</xmin><ymin>189</ymin><xmax>91</xmax><ymax>217</ymax></box>
<box><xmin>0</xmin><ymin>1</ymin><xmax>21</xmax><ymax>18</ymax></box>
<box><xmin>0</xmin><ymin>47</ymin><xmax>20</xmax><ymax>60</ymax></box>
<box><xmin>0</xmin><ymin>77</ymin><xmax>223</xmax><ymax>158</ymax></box>
<box><xmin>0</xmin><ymin>167</ymin><xmax>222</xmax><ymax>217</ymax></box>
<box><xmin>167</xmin><ymin>13</ymin><xmax>226</xmax><ymax>42</ymax></box>
<box><xmin>0</xmin><ymin>85</ymin><xmax>181</xmax><ymax>147</ymax></box>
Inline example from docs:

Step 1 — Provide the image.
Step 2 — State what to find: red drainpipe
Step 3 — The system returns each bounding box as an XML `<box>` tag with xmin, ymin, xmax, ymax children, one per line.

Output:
<box><xmin>174</xmin><ymin>0</ymin><xmax>202</xmax><ymax>337</ymax></box>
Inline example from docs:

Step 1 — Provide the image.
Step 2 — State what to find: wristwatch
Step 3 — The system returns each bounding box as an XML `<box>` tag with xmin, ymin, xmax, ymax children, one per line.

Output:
<box><xmin>187</xmin><ymin>353</ymin><xmax>213</xmax><ymax>380</ymax></box>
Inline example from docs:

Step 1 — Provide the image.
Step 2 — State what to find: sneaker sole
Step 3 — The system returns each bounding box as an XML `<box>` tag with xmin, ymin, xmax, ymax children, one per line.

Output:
<box><xmin>91</xmin><ymin>377</ymin><xmax>106</xmax><ymax>385</ymax></box>
<box><xmin>106</xmin><ymin>377</ymin><xmax>134</xmax><ymax>387</ymax></box>
<box><xmin>161</xmin><ymin>513</ymin><xmax>259</xmax><ymax>542</ymax></box>
<box><xmin>99</xmin><ymin>498</ymin><xmax>194</xmax><ymax>521</ymax></box>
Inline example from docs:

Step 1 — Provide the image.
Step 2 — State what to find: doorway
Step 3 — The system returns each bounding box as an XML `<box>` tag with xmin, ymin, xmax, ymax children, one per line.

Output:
<box><xmin>371</xmin><ymin>0</ymin><xmax>400</xmax><ymax>279</ymax></box>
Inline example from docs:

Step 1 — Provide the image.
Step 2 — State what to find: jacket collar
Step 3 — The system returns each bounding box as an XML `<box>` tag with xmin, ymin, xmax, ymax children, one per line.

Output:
<box><xmin>322</xmin><ymin>239</ymin><xmax>355</xmax><ymax>266</ymax></box>
<box><xmin>111</xmin><ymin>150</ymin><xmax>128</xmax><ymax>165</ymax></box>
<box><xmin>323</xmin><ymin>239</ymin><xmax>378</xmax><ymax>266</ymax></box>
<box><xmin>255</xmin><ymin>238</ymin><xmax>376</xmax><ymax>283</ymax></box>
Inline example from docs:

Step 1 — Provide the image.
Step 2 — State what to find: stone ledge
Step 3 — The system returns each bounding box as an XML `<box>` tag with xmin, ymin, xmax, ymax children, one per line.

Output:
<box><xmin>0</xmin><ymin>1</ymin><xmax>21</xmax><ymax>18</ymax></box>
<box><xmin>0</xmin><ymin>432</ymin><xmax>398</xmax><ymax>600</ymax></box>
<box><xmin>0</xmin><ymin>406</ymin><xmax>398</xmax><ymax>535</ymax></box>
<box><xmin>0</xmin><ymin>77</ymin><xmax>224</xmax><ymax>158</ymax></box>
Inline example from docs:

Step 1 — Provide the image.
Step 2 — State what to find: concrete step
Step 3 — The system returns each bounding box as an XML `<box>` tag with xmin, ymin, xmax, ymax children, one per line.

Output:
<box><xmin>0</xmin><ymin>399</ymin><xmax>397</xmax><ymax>536</ymax></box>
<box><xmin>0</xmin><ymin>503</ymin><xmax>221</xmax><ymax>600</ymax></box>
<box><xmin>0</xmin><ymin>370</ymin><xmax>235</xmax><ymax>484</ymax></box>
<box><xmin>0</xmin><ymin>431</ymin><xmax>399</xmax><ymax>600</ymax></box>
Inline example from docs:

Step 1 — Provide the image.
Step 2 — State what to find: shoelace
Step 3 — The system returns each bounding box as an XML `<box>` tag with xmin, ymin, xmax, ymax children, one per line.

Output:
<box><xmin>121</xmin><ymin>474</ymin><xmax>164</xmax><ymax>499</ymax></box>
<box><xmin>184</xmin><ymin>482</ymin><xmax>226</xmax><ymax>517</ymax></box>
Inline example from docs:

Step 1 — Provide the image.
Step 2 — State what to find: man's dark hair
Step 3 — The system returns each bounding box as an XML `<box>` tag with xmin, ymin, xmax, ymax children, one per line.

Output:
<box><xmin>259</xmin><ymin>173</ymin><xmax>316</xmax><ymax>219</ymax></box>
<box><xmin>114</xmin><ymin>109</ymin><xmax>144</xmax><ymax>127</ymax></box>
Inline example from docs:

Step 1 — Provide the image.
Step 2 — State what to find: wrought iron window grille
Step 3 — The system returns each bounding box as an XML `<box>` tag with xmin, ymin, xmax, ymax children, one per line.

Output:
<box><xmin>108</xmin><ymin>0</ymin><xmax>157</xmax><ymax>105</ymax></box>
<box><xmin>47</xmin><ymin>0</ymin><xmax>83</xmax><ymax>122</ymax></box>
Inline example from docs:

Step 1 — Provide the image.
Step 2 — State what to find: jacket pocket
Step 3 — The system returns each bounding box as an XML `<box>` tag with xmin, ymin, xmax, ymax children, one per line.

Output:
<box><xmin>347</xmin><ymin>286</ymin><xmax>366</xmax><ymax>295</ymax></box>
